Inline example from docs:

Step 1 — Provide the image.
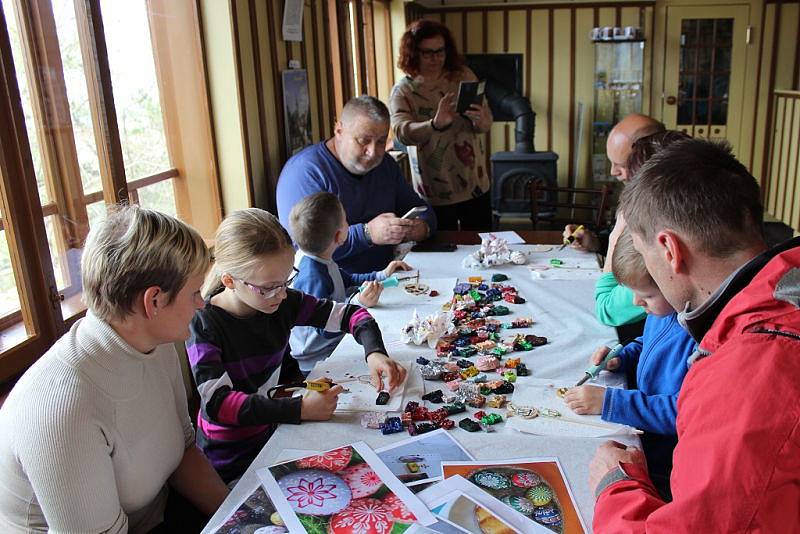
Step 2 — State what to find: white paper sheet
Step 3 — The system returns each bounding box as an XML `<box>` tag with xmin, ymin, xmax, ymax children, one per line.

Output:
<box><xmin>507</xmin><ymin>378</ymin><xmax>634</xmax><ymax>438</ymax></box>
<box><xmin>428</xmin><ymin>490</ymin><xmax>521</xmax><ymax>533</ymax></box>
<box><xmin>477</xmin><ymin>231</ymin><xmax>526</xmax><ymax>244</ymax></box>
<box><xmin>307</xmin><ymin>358</ymin><xmax>409</xmax><ymax>413</ymax></box>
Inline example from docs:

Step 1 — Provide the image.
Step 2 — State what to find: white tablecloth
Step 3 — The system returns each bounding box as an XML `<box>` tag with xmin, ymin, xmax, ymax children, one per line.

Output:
<box><xmin>203</xmin><ymin>245</ymin><xmax>633</xmax><ymax>533</ymax></box>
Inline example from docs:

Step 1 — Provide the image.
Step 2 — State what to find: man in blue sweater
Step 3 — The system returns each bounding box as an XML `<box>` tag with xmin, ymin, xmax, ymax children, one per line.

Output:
<box><xmin>277</xmin><ymin>96</ymin><xmax>437</xmax><ymax>273</ymax></box>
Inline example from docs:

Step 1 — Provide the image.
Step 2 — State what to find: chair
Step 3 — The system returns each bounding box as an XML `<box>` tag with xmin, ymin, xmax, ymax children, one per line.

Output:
<box><xmin>528</xmin><ymin>180</ymin><xmax>611</xmax><ymax>232</ymax></box>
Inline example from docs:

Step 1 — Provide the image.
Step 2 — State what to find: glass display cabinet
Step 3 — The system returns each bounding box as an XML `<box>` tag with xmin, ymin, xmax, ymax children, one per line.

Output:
<box><xmin>591</xmin><ymin>34</ymin><xmax>645</xmax><ymax>184</ymax></box>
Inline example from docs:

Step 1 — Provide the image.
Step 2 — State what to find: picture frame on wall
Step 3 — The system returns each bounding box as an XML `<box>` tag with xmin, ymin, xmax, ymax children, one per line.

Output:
<box><xmin>282</xmin><ymin>69</ymin><xmax>312</xmax><ymax>158</ymax></box>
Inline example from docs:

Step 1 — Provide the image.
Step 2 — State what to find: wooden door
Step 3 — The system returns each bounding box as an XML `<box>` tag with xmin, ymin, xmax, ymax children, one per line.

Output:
<box><xmin>662</xmin><ymin>5</ymin><xmax>749</xmax><ymax>154</ymax></box>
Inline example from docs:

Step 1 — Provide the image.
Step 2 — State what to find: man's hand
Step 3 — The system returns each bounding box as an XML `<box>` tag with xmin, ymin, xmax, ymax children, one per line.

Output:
<box><xmin>367</xmin><ymin>213</ymin><xmax>413</xmax><ymax>245</ymax></box>
<box><xmin>383</xmin><ymin>260</ymin><xmax>412</xmax><ymax>278</ymax></box>
<box><xmin>404</xmin><ymin>219</ymin><xmax>429</xmax><ymax>242</ymax></box>
<box><xmin>366</xmin><ymin>352</ymin><xmax>407</xmax><ymax>393</ymax></box>
<box><xmin>300</xmin><ymin>385</ymin><xmax>343</xmax><ymax>421</ymax></box>
<box><xmin>563</xmin><ymin>224</ymin><xmax>600</xmax><ymax>252</ymax></box>
<box><xmin>356</xmin><ymin>281</ymin><xmax>382</xmax><ymax>307</ymax></box>
<box><xmin>589</xmin><ymin>441</ymin><xmax>647</xmax><ymax>496</ymax></box>
<box><xmin>564</xmin><ymin>385</ymin><xmax>606</xmax><ymax>415</ymax></box>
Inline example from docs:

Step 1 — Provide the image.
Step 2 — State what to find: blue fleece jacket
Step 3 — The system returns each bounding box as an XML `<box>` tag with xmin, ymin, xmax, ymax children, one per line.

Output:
<box><xmin>289</xmin><ymin>251</ymin><xmax>386</xmax><ymax>373</ymax></box>
<box><xmin>276</xmin><ymin>142</ymin><xmax>436</xmax><ymax>273</ymax></box>
<box><xmin>602</xmin><ymin>312</ymin><xmax>694</xmax><ymax>434</ymax></box>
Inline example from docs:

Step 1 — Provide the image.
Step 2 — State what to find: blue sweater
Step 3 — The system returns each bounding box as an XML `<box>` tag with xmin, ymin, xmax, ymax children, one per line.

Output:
<box><xmin>602</xmin><ymin>312</ymin><xmax>694</xmax><ymax>435</ymax></box>
<box><xmin>289</xmin><ymin>252</ymin><xmax>386</xmax><ymax>373</ymax></box>
<box><xmin>276</xmin><ymin>142</ymin><xmax>437</xmax><ymax>272</ymax></box>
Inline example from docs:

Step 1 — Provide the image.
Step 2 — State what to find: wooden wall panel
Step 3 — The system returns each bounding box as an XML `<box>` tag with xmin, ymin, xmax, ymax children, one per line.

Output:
<box><xmin>575</xmin><ymin>8</ymin><xmax>595</xmax><ymax>187</ymax></box>
<box><xmin>202</xmin><ymin>0</ymin><xmax>336</xmax><ymax>213</ymax></box>
<box><xmin>530</xmin><ymin>9</ymin><xmax>550</xmax><ymax>152</ymax></box>
<box><xmin>552</xmin><ymin>9</ymin><xmax>572</xmax><ymax>185</ymax></box>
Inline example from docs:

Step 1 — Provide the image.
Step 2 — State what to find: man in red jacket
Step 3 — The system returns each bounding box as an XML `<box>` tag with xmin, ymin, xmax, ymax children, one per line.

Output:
<box><xmin>589</xmin><ymin>137</ymin><xmax>800</xmax><ymax>532</ymax></box>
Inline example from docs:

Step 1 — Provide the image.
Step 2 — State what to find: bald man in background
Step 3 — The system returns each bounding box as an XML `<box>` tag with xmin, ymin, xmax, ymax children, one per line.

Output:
<box><xmin>564</xmin><ymin>113</ymin><xmax>665</xmax><ymax>252</ymax></box>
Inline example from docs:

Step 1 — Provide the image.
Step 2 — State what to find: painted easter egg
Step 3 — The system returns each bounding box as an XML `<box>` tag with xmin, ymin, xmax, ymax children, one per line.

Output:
<box><xmin>475</xmin><ymin>506</ymin><xmax>516</xmax><ymax>534</ymax></box>
<box><xmin>328</xmin><ymin>498</ymin><xmax>395</xmax><ymax>534</ymax></box>
<box><xmin>269</xmin><ymin>512</ymin><xmax>284</xmax><ymax>526</ymax></box>
<box><xmin>295</xmin><ymin>447</ymin><xmax>353</xmax><ymax>472</ymax></box>
<box><xmin>534</xmin><ymin>505</ymin><xmax>563</xmax><ymax>528</ymax></box>
<box><xmin>526</xmin><ymin>484</ymin><xmax>554</xmax><ymax>506</ymax></box>
<box><xmin>382</xmin><ymin>493</ymin><xmax>416</xmax><ymax>523</ymax></box>
<box><xmin>501</xmin><ymin>495</ymin><xmax>536</xmax><ymax>516</ymax></box>
<box><xmin>511</xmin><ymin>471</ymin><xmax>542</xmax><ymax>489</ymax></box>
<box><xmin>277</xmin><ymin>469</ymin><xmax>351</xmax><ymax>516</ymax></box>
<box><xmin>340</xmin><ymin>463</ymin><xmax>384</xmax><ymax>499</ymax></box>
<box><xmin>471</xmin><ymin>470</ymin><xmax>512</xmax><ymax>490</ymax></box>
<box><xmin>253</xmin><ymin>527</ymin><xmax>287</xmax><ymax>534</ymax></box>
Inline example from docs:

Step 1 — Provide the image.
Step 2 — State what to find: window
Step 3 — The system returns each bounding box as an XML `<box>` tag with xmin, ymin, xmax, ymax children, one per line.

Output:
<box><xmin>0</xmin><ymin>0</ymin><xmax>187</xmax><ymax>381</ymax></box>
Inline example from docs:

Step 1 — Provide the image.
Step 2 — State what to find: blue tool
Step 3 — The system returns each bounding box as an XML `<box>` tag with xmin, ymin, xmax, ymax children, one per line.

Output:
<box><xmin>357</xmin><ymin>275</ymin><xmax>400</xmax><ymax>292</ymax></box>
<box><xmin>574</xmin><ymin>343</ymin><xmax>625</xmax><ymax>386</ymax></box>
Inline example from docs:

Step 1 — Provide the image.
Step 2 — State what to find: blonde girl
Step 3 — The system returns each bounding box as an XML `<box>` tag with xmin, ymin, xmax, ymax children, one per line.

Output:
<box><xmin>186</xmin><ymin>208</ymin><xmax>405</xmax><ymax>482</ymax></box>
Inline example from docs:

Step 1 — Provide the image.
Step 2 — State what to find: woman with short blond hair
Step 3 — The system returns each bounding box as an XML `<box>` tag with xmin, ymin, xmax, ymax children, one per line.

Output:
<box><xmin>0</xmin><ymin>205</ymin><xmax>228</xmax><ymax>533</ymax></box>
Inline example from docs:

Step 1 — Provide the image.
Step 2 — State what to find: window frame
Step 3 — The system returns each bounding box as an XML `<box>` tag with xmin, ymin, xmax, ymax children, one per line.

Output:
<box><xmin>0</xmin><ymin>0</ymin><xmax>221</xmax><ymax>382</ymax></box>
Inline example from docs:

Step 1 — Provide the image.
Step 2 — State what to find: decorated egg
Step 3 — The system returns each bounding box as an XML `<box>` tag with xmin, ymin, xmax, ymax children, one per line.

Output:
<box><xmin>475</xmin><ymin>506</ymin><xmax>516</xmax><ymax>534</ymax></box>
<box><xmin>253</xmin><ymin>527</ymin><xmax>287</xmax><ymax>534</ymax></box>
<box><xmin>471</xmin><ymin>470</ymin><xmax>512</xmax><ymax>490</ymax></box>
<box><xmin>295</xmin><ymin>447</ymin><xmax>353</xmax><ymax>472</ymax></box>
<box><xmin>534</xmin><ymin>505</ymin><xmax>563</xmax><ymax>528</ymax></box>
<box><xmin>328</xmin><ymin>498</ymin><xmax>395</xmax><ymax>534</ymax></box>
<box><xmin>298</xmin><ymin>513</ymin><xmax>329</xmax><ymax>534</ymax></box>
<box><xmin>526</xmin><ymin>483</ymin><xmax>554</xmax><ymax>506</ymax></box>
<box><xmin>277</xmin><ymin>469</ymin><xmax>351</xmax><ymax>516</ymax></box>
<box><xmin>501</xmin><ymin>495</ymin><xmax>536</xmax><ymax>516</ymax></box>
<box><xmin>269</xmin><ymin>512</ymin><xmax>284</xmax><ymax>526</ymax></box>
<box><xmin>339</xmin><ymin>463</ymin><xmax>384</xmax><ymax>499</ymax></box>
<box><xmin>382</xmin><ymin>493</ymin><xmax>416</xmax><ymax>523</ymax></box>
<box><xmin>511</xmin><ymin>471</ymin><xmax>542</xmax><ymax>489</ymax></box>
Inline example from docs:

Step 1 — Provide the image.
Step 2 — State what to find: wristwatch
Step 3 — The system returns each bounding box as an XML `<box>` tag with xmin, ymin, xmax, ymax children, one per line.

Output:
<box><xmin>363</xmin><ymin>222</ymin><xmax>373</xmax><ymax>245</ymax></box>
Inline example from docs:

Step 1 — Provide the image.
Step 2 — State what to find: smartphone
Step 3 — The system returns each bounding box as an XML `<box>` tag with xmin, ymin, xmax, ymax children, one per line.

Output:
<box><xmin>411</xmin><ymin>241</ymin><xmax>457</xmax><ymax>253</ymax></box>
<box><xmin>401</xmin><ymin>206</ymin><xmax>428</xmax><ymax>220</ymax></box>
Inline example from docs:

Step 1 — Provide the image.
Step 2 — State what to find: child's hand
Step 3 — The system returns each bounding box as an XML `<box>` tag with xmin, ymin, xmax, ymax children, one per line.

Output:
<box><xmin>563</xmin><ymin>385</ymin><xmax>606</xmax><ymax>415</ymax></box>
<box><xmin>366</xmin><ymin>352</ymin><xmax>407</xmax><ymax>393</ymax></box>
<box><xmin>300</xmin><ymin>384</ymin><xmax>343</xmax><ymax>421</ymax></box>
<box><xmin>357</xmin><ymin>281</ymin><xmax>383</xmax><ymax>307</ymax></box>
<box><xmin>383</xmin><ymin>260</ymin><xmax>412</xmax><ymax>278</ymax></box>
<box><xmin>590</xmin><ymin>345</ymin><xmax>620</xmax><ymax>371</ymax></box>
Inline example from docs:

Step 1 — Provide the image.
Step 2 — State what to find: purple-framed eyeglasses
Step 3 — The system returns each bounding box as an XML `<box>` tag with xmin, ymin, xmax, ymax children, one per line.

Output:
<box><xmin>236</xmin><ymin>267</ymin><xmax>299</xmax><ymax>299</ymax></box>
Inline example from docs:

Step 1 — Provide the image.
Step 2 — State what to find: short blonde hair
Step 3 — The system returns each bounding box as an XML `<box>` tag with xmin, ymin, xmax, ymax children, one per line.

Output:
<box><xmin>611</xmin><ymin>228</ymin><xmax>654</xmax><ymax>289</ymax></box>
<box><xmin>289</xmin><ymin>192</ymin><xmax>345</xmax><ymax>256</ymax></box>
<box><xmin>81</xmin><ymin>204</ymin><xmax>211</xmax><ymax>322</ymax></box>
<box><xmin>202</xmin><ymin>208</ymin><xmax>293</xmax><ymax>298</ymax></box>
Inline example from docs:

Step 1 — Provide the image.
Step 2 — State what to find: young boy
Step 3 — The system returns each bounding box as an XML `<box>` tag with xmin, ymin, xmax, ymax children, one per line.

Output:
<box><xmin>564</xmin><ymin>229</ymin><xmax>695</xmax><ymax>500</ymax></box>
<box><xmin>288</xmin><ymin>192</ymin><xmax>410</xmax><ymax>375</ymax></box>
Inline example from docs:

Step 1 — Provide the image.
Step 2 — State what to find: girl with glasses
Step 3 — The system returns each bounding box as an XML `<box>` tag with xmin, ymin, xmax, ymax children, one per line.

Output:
<box><xmin>186</xmin><ymin>208</ymin><xmax>406</xmax><ymax>482</ymax></box>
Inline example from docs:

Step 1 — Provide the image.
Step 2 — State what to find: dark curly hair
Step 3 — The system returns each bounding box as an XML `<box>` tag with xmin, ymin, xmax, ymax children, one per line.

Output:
<box><xmin>626</xmin><ymin>130</ymin><xmax>691</xmax><ymax>177</ymax></box>
<box><xmin>397</xmin><ymin>19</ymin><xmax>463</xmax><ymax>78</ymax></box>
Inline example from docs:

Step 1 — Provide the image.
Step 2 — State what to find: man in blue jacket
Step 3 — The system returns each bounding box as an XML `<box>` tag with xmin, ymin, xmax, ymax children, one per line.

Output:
<box><xmin>277</xmin><ymin>96</ymin><xmax>436</xmax><ymax>273</ymax></box>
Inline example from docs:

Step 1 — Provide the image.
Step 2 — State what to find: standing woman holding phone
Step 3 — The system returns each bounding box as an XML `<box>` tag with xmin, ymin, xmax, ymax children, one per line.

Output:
<box><xmin>389</xmin><ymin>19</ymin><xmax>493</xmax><ymax>231</ymax></box>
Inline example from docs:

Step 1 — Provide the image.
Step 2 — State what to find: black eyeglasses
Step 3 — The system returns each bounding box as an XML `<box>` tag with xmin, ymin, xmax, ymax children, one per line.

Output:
<box><xmin>419</xmin><ymin>47</ymin><xmax>446</xmax><ymax>59</ymax></box>
<box><xmin>235</xmin><ymin>267</ymin><xmax>299</xmax><ymax>300</ymax></box>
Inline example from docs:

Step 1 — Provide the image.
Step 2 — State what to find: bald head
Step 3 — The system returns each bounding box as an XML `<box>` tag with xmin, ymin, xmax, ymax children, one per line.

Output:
<box><xmin>607</xmin><ymin>114</ymin><xmax>665</xmax><ymax>183</ymax></box>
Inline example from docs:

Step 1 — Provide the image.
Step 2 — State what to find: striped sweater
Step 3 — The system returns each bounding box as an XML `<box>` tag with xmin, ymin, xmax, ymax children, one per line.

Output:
<box><xmin>186</xmin><ymin>288</ymin><xmax>386</xmax><ymax>481</ymax></box>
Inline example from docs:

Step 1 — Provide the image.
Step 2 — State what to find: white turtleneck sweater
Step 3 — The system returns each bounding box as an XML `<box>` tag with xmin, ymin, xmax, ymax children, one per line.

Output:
<box><xmin>0</xmin><ymin>312</ymin><xmax>194</xmax><ymax>533</ymax></box>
